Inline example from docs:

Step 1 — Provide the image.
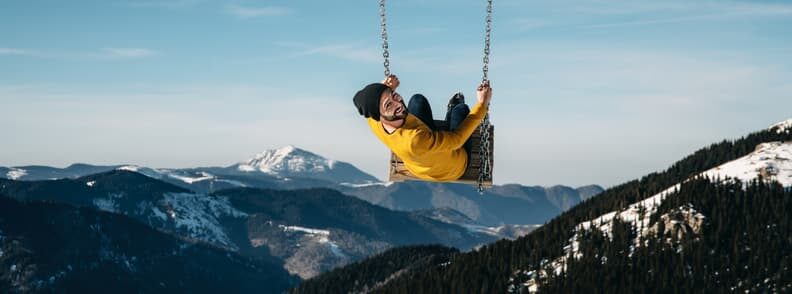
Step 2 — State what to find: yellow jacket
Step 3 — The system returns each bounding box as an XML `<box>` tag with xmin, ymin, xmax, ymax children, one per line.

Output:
<box><xmin>367</xmin><ymin>102</ymin><xmax>489</xmax><ymax>181</ymax></box>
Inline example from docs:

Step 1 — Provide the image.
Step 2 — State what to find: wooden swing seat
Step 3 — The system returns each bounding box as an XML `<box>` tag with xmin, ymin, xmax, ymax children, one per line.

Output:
<box><xmin>388</xmin><ymin>120</ymin><xmax>494</xmax><ymax>187</ymax></box>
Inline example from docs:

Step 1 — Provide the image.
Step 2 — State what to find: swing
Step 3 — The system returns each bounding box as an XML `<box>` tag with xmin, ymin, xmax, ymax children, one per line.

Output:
<box><xmin>379</xmin><ymin>0</ymin><xmax>495</xmax><ymax>192</ymax></box>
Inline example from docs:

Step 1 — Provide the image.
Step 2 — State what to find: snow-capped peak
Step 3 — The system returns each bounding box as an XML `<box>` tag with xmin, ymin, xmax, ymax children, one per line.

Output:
<box><xmin>235</xmin><ymin>145</ymin><xmax>337</xmax><ymax>175</ymax></box>
<box><xmin>769</xmin><ymin>118</ymin><xmax>792</xmax><ymax>134</ymax></box>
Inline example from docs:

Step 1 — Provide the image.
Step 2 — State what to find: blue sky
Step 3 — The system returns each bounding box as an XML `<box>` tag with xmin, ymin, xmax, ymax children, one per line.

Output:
<box><xmin>2</xmin><ymin>0</ymin><xmax>791</xmax><ymax>187</ymax></box>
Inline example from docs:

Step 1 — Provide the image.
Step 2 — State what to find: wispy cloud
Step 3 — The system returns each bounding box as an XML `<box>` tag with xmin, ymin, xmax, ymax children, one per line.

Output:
<box><xmin>512</xmin><ymin>19</ymin><xmax>556</xmax><ymax>31</ymax></box>
<box><xmin>117</xmin><ymin>0</ymin><xmax>206</xmax><ymax>9</ymax></box>
<box><xmin>225</xmin><ymin>4</ymin><xmax>290</xmax><ymax>19</ymax></box>
<box><xmin>0</xmin><ymin>47</ymin><xmax>158</xmax><ymax>61</ymax></box>
<box><xmin>577</xmin><ymin>1</ymin><xmax>792</xmax><ymax>29</ymax></box>
<box><xmin>504</xmin><ymin>1</ymin><xmax>792</xmax><ymax>31</ymax></box>
<box><xmin>275</xmin><ymin>41</ymin><xmax>380</xmax><ymax>63</ymax></box>
<box><xmin>0</xmin><ymin>47</ymin><xmax>34</xmax><ymax>56</ymax></box>
<box><xmin>102</xmin><ymin>47</ymin><xmax>158</xmax><ymax>59</ymax></box>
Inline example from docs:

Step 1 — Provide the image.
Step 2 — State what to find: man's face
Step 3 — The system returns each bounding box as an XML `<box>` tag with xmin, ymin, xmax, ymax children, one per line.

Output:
<box><xmin>379</xmin><ymin>89</ymin><xmax>407</xmax><ymax>121</ymax></box>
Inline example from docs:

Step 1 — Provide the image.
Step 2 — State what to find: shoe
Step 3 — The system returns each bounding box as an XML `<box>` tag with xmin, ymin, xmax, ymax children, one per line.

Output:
<box><xmin>445</xmin><ymin>92</ymin><xmax>465</xmax><ymax>122</ymax></box>
<box><xmin>447</xmin><ymin>92</ymin><xmax>465</xmax><ymax>111</ymax></box>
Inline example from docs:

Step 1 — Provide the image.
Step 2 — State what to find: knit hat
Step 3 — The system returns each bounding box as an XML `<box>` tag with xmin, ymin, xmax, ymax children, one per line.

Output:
<box><xmin>353</xmin><ymin>83</ymin><xmax>389</xmax><ymax>121</ymax></box>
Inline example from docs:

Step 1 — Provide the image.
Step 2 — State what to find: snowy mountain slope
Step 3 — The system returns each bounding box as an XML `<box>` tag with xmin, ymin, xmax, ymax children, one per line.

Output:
<box><xmin>702</xmin><ymin>141</ymin><xmax>792</xmax><ymax>186</ymax></box>
<box><xmin>229</xmin><ymin>145</ymin><xmax>380</xmax><ymax>184</ymax></box>
<box><xmin>513</xmin><ymin>140</ymin><xmax>792</xmax><ymax>292</ymax></box>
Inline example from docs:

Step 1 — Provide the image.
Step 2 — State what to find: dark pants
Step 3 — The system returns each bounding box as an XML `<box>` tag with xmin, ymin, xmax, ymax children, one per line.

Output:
<box><xmin>407</xmin><ymin>94</ymin><xmax>473</xmax><ymax>155</ymax></box>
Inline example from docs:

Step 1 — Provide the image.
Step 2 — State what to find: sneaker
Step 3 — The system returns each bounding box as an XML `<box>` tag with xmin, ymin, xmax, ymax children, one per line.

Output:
<box><xmin>445</xmin><ymin>92</ymin><xmax>465</xmax><ymax>122</ymax></box>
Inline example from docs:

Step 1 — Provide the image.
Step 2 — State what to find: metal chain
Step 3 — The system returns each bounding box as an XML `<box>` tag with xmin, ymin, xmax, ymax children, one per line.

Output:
<box><xmin>379</xmin><ymin>0</ymin><xmax>390</xmax><ymax>77</ymax></box>
<box><xmin>478</xmin><ymin>113</ymin><xmax>492</xmax><ymax>193</ymax></box>
<box><xmin>478</xmin><ymin>0</ymin><xmax>493</xmax><ymax>194</ymax></box>
<box><xmin>482</xmin><ymin>0</ymin><xmax>493</xmax><ymax>82</ymax></box>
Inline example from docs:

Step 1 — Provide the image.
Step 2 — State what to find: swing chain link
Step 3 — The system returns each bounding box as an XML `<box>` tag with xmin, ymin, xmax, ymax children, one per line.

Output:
<box><xmin>478</xmin><ymin>113</ymin><xmax>492</xmax><ymax>194</ymax></box>
<box><xmin>482</xmin><ymin>0</ymin><xmax>493</xmax><ymax>82</ymax></box>
<box><xmin>379</xmin><ymin>0</ymin><xmax>390</xmax><ymax>77</ymax></box>
<box><xmin>478</xmin><ymin>0</ymin><xmax>493</xmax><ymax>194</ymax></box>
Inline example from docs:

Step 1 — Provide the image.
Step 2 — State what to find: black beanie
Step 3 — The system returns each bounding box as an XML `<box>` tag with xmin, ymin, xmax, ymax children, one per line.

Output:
<box><xmin>353</xmin><ymin>83</ymin><xmax>388</xmax><ymax>121</ymax></box>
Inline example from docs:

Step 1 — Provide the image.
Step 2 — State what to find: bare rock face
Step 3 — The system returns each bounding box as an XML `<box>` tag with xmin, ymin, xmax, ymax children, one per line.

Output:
<box><xmin>648</xmin><ymin>204</ymin><xmax>706</xmax><ymax>242</ymax></box>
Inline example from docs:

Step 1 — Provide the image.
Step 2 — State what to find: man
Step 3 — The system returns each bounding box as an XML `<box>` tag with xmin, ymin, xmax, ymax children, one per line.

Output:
<box><xmin>353</xmin><ymin>75</ymin><xmax>493</xmax><ymax>182</ymax></box>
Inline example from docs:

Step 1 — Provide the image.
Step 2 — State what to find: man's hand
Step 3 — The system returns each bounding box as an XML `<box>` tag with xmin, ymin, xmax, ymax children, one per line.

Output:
<box><xmin>382</xmin><ymin>75</ymin><xmax>400</xmax><ymax>90</ymax></box>
<box><xmin>476</xmin><ymin>80</ymin><xmax>493</xmax><ymax>106</ymax></box>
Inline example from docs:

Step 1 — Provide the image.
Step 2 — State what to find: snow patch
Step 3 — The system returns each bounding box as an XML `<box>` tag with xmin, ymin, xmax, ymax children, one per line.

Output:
<box><xmin>463</xmin><ymin>224</ymin><xmax>541</xmax><ymax>240</ymax></box>
<box><xmin>116</xmin><ymin>165</ymin><xmax>139</xmax><ymax>172</ymax></box>
<box><xmin>215</xmin><ymin>178</ymin><xmax>247</xmax><ymax>187</ymax></box>
<box><xmin>280</xmin><ymin>225</ymin><xmax>330</xmax><ymax>237</ymax></box>
<box><xmin>769</xmin><ymin>118</ymin><xmax>792</xmax><ymax>134</ymax></box>
<box><xmin>168</xmin><ymin>173</ymin><xmax>214</xmax><ymax>184</ymax></box>
<box><xmin>702</xmin><ymin>141</ymin><xmax>792</xmax><ymax>187</ymax></box>
<box><xmin>339</xmin><ymin>181</ymin><xmax>390</xmax><ymax>188</ymax></box>
<box><xmin>93</xmin><ymin>193</ymin><xmax>124</xmax><ymax>213</ymax></box>
<box><xmin>115</xmin><ymin>165</ymin><xmax>167</xmax><ymax>179</ymax></box>
<box><xmin>6</xmin><ymin>168</ymin><xmax>27</xmax><ymax>180</ymax></box>
<box><xmin>328</xmin><ymin>241</ymin><xmax>346</xmax><ymax>258</ymax></box>
<box><xmin>161</xmin><ymin>192</ymin><xmax>248</xmax><ymax>250</ymax></box>
<box><xmin>278</xmin><ymin>225</ymin><xmax>345</xmax><ymax>256</ymax></box>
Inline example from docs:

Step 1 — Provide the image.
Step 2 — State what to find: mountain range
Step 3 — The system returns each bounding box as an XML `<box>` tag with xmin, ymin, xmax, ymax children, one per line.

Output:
<box><xmin>294</xmin><ymin>118</ymin><xmax>792</xmax><ymax>293</ymax></box>
<box><xmin>4</xmin><ymin>118</ymin><xmax>790</xmax><ymax>292</ymax></box>
<box><xmin>0</xmin><ymin>170</ymin><xmax>500</xmax><ymax>281</ymax></box>
<box><xmin>1</xmin><ymin>142</ymin><xmax>604</xmax><ymax>290</ymax></box>
<box><xmin>1</xmin><ymin>145</ymin><xmax>602</xmax><ymax>226</ymax></box>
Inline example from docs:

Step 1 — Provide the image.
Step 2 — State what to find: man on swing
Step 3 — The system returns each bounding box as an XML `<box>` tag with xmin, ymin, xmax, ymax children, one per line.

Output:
<box><xmin>353</xmin><ymin>75</ymin><xmax>493</xmax><ymax>182</ymax></box>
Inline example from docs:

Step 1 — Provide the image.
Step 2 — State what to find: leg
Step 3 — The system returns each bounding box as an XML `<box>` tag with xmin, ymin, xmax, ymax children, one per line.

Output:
<box><xmin>408</xmin><ymin>94</ymin><xmax>437</xmax><ymax>131</ymax></box>
<box><xmin>445</xmin><ymin>92</ymin><xmax>465</xmax><ymax>123</ymax></box>
<box><xmin>448</xmin><ymin>104</ymin><xmax>473</xmax><ymax>155</ymax></box>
